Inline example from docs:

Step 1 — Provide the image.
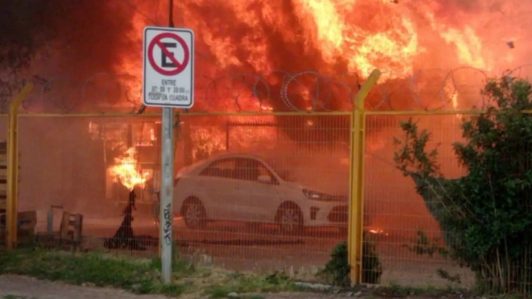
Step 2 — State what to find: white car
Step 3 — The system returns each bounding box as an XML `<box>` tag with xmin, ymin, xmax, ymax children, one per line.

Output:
<box><xmin>173</xmin><ymin>154</ymin><xmax>347</xmax><ymax>234</ymax></box>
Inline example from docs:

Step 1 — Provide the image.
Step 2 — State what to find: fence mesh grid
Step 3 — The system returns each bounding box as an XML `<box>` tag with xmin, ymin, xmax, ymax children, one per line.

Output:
<box><xmin>363</xmin><ymin>113</ymin><xmax>531</xmax><ymax>295</ymax></box>
<box><xmin>363</xmin><ymin>114</ymin><xmax>474</xmax><ymax>286</ymax></box>
<box><xmin>13</xmin><ymin>114</ymin><xmax>349</xmax><ymax>276</ymax></box>
<box><xmin>5</xmin><ymin>111</ymin><xmax>531</xmax><ymax>293</ymax></box>
<box><xmin>173</xmin><ymin>114</ymin><xmax>350</xmax><ymax>272</ymax></box>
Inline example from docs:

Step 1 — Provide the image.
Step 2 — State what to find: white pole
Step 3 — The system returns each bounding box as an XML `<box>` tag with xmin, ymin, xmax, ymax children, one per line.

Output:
<box><xmin>160</xmin><ymin>107</ymin><xmax>174</xmax><ymax>283</ymax></box>
<box><xmin>159</xmin><ymin>0</ymin><xmax>176</xmax><ymax>284</ymax></box>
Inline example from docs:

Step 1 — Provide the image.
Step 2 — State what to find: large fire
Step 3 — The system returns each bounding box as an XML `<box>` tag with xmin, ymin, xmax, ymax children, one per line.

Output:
<box><xmin>109</xmin><ymin>0</ymin><xmax>529</xmax><ymax>112</ymax></box>
<box><xmin>15</xmin><ymin>0</ymin><xmax>530</xmax><ymax>112</ymax></box>
<box><xmin>108</xmin><ymin>147</ymin><xmax>152</xmax><ymax>191</ymax></box>
<box><xmin>296</xmin><ymin>0</ymin><xmax>419</xmax><ymax>79</ymax></box>
<box><xmin>8</xmin><ymin>1</ymin><xmax>530</xmax><ymax>255</ymax></box>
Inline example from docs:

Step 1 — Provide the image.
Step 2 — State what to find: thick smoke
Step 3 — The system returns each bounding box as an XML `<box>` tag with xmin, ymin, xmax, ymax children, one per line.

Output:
<box><xmin>4</xmin><ymin>1</ymin><xmax>137</xmax><ymax>112</ymax></box>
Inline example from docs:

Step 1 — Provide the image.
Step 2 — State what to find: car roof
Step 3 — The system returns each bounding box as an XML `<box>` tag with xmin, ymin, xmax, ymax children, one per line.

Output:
<box><xmin>180</xmin><ymin>153</ymin><xmax>277</xmax><ymax>176</ymax></box>
<box><xmin>203</xmin><ymin>152</ymin><xmax>267</xmax><ymax>162</ymax></box>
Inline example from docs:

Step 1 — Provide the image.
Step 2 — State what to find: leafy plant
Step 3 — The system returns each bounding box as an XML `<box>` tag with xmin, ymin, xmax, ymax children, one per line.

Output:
<box><xmin>394</xmin><ymin>75</ymin><xmax>532</xmax><ymax>294</ymax></box>
<box><xmin>319</xmin><ymin>241</ymin><xmax>350</xmax><ymax>286</ymax></box>
<box><xmin>320</xmin><ymin>236</ymin><xmax>382</xmax><ymax>286</ymax></box>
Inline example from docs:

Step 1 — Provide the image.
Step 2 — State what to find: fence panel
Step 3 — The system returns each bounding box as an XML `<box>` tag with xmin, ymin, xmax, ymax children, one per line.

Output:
<box><xmin>362</xmin><ymin>114</ymin><xmax>475</xmax><ymax>286</ymax></box>
<box><xmin>362</xmin><ymin>112</ymin><xmax>532</xmax><ymax>295</ymax></box>
<box><xmin>15</xmin><ymin>113</ymin><xmax>350</xmax><ymax>276</ymax></box>
<box><xmin>173</xmin><ymin>113</ymin><xmax>350</xmax><ymax>273</ymax></box>
<box><xmin>12</xmin><ymin>111</ymin><xmax>530</xmax><ymax>294</ymax></box>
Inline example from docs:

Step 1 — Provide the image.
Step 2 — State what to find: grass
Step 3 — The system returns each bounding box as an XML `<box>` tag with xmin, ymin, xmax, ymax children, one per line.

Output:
<box><xmin>2</xmin><ymin>248</ymin><xmax>525</xmax><ymax>298</ymax></box>
<box><xmin>0</xmin><ymin>248</ymin><xmax>296</xmax><ymax>298</ymax></box>
<box><xmin>204</xmin><ymin>271</ymin><xmax>296</xmax><ymax>298</ymax></box>
<box><xmin>0</xmin><ymin>248</ymin><xmax>189</xmax><ymax>296</ymax></box>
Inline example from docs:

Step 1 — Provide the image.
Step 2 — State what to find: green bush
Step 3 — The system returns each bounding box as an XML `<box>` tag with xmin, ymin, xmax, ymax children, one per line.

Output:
<box><xmin>320</xmin><ymin>241</ymin><xmax>350</xmax><ymax>286</ymax></box>
<box><xmin>320</xmin><ymin>236</ymin><xmax>382</xmax><ymax>286</ymax></box>
<box><xmin>394</xmin><ymin>76</ymin><xmax>532</xmax><ymax>294</ymax></box>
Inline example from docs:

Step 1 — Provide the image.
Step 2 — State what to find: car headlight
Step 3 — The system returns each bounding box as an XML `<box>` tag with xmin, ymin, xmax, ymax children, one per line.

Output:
<box><xmin>303</xmin><ymin>189</ymin><xmax>323</xmax><ymax>200</ymax></box>
<box><xmin>303</xmin><ymin>189</ymin><xmax>346</xmax><ymax>202</ymax></box>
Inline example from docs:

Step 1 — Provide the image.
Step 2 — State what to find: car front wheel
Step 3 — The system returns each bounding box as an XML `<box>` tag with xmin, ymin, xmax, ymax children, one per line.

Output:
<box><xmin>277</xmin><ymin>204</ymin><xmax>303</xmax><ymax>234</ymax></box>
<box><xmin>182</xmin><ymin>198</ymin><xmax>206</xmax><ymax>229</ymax></box>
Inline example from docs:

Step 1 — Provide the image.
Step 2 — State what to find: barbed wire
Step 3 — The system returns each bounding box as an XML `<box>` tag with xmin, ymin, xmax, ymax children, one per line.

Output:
<box><xmin>8</xmin><ymin>64</ymin><xmax>531</xmax><ymax>114</ymax></box>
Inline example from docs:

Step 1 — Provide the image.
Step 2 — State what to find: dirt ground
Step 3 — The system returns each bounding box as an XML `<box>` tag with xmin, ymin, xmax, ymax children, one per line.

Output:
<box><xmin>0</xmin><ymin>274</ymin><xmax>491</xmax><ymax>299</ymax></box>
<box><xmin>0</xmin><ymin>274</ymin><xmax>355</xmax><ymax>299</ymax></box>
<box><xmin>0</xmin><ymin>274</ymin><xmax>168</xmax><ymax>299</ymax></box>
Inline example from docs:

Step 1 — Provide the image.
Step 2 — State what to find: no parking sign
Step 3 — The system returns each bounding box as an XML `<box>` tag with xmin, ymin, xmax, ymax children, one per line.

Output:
<box><xmin>143</xmin><ymin>26</ymin><xmax>194</xmax><ymax>108</ymax></box>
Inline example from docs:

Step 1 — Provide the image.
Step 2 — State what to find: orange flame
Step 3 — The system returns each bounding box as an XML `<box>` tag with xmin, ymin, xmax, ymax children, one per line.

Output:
<box><xmin>368</xmin><ymin>227</ymin><xmax>389</xmax><ymax>236</ymax></box>
<box><xmin>111</xmin><ymin>0</ymin><xmax>531</xmax><ymax>111</ymax></box>
<box><xmin>441</xmin><ymin>27</ymin><xmax>486</xmax><ymax>69</ymax></box>
<box><xmin>108</xmin><ymin>147</ymin><xmax>151</xmax><ymax>190</ymax></box>
<box><xmin>297</xmin><ymin>0</ymin><xmax>419</xmax><ymax>79</ymax></box>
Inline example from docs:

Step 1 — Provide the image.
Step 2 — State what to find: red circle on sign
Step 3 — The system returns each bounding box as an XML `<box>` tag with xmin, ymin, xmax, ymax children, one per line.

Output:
<box><xmin>148</xmin><ymin>32</ymin><xmax>190</xmax><ymax>76</ymax></box>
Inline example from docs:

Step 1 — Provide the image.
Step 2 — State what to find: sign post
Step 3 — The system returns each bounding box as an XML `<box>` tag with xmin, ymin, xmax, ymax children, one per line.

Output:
<box><xmin>143</xmin><ymin>24</ymin><xmax>194</xmax><ymax>283</ymax></box>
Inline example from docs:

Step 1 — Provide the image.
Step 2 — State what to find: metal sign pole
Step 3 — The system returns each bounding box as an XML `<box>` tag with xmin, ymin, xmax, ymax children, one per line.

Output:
<box><xmin>160</xmin><ymin>107</ymin><xmax>174</xmax><ymax>283</ymax></box>
<box><xmin>144</xmin><ymin>1</ymin><xmax>191</xmax><ymax>282</ymax></box>
<box><xmin>159</xmin><ymin>0</ymin><xmax>175</xmax><ymax>284</ymax></box>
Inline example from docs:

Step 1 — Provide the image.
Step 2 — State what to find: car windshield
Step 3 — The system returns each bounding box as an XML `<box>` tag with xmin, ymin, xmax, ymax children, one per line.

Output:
<box><xmin>263</xmin><ymin>159</ymin><xmax>295</xmax><ymax>182</ymax></box>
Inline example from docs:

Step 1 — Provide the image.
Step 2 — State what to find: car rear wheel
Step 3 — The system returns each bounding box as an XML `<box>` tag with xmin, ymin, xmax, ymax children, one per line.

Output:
<box><xmin>277</xmin><ymin>204</ymin><xmax>303</xmax><ymax>234</ymax></box>
<box><xmin>182</xmin><ymin>198</ymin><xmax>206</xmax><ymax>229</ymax></box>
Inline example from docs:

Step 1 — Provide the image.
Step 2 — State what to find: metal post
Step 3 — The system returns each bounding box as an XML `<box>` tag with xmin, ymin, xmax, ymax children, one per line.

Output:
<box><xmin>47</xmin><ymin>208</ymin><xmax>53</xmax><ymax>235</ymax></box>
<box><xmin>6</xmin><ymin>83</ymin><xmax>33</xmax><ymax>249</ymax></box>
<box><xmin>347</xmin><ymin>70</ymin><xmax>380</xmax><ymax>284</ymax></box>
<box><xmin>159</xmin><ymin>0</ymin><xmax>175</xmax><ymax>284</ymax></box>
<box><xmin>160</xmin><ymin>107</ymin><xmax>174</xmax><ymax>283</ymax></box>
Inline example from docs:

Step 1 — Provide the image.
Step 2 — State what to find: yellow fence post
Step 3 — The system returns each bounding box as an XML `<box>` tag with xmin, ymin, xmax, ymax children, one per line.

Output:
<box><xmin>348</xmin><ymin>70</ymin><xmax>380</xmax><ymax>284</ymax></box>
<box><xmin>6</xmin><ymin>83</ymin><xmax>33</xmax><ymax>249</ymax></box>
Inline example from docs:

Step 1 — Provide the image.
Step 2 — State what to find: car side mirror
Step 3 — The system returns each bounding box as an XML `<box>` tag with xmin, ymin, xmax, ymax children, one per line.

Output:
<box><xmin>257</xmin><ymin>174</ymin><xmax>272</xmax><ymax>184</ymax></box>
